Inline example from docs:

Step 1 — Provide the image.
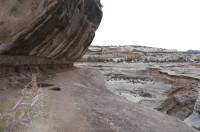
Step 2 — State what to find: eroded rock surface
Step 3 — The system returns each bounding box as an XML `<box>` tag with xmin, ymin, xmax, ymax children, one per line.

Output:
<box><xmin>29</xmin><ymin>68</ymin><xmax>198</xmax><ymax>132</ymax></box>
<box><xmin>184</xmin><ymin>91</ymin><xmax>200</xmax><ymax>130</ymax></box>
<box><xmin>0</xmin><ymin>0</ymin><xmax>102</xmax><ymax>64</ymax></box>
<box><xmin>76</xmin><ymin>63</ymin><xmax>200</xmax><ymax>124</ymax></box>
<box><xmin>78</xmin><ymin>45</ymin><xmax>200</xmax><ymax>130</ymax></box>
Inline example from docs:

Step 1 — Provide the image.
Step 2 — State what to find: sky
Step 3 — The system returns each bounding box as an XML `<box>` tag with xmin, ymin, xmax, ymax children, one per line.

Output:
<box><xmin>92</xmin><ymin>0</ymin><xmax>200</xmax><ymax>51</ymax></box>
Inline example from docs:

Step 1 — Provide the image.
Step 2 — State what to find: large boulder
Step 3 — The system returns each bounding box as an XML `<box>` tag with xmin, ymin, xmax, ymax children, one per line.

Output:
<box><xmin>0</xmin><ymin>0</ymin><xmax>102</xmax><ymax>64</ymax></box>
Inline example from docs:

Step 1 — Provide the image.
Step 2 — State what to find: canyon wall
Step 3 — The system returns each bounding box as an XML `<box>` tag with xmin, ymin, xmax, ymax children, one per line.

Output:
<box><xmin>184</xmin><ymin>89</ymin><xmax>200</xmax><ymax>130</ymax></box>
<box><xmin>80</xmin><ymin>46</ymin><xmax>200</xmax><ymax>63</ymax></box>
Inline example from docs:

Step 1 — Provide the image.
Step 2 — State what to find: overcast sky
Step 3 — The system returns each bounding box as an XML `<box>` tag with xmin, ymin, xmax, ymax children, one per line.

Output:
<box><xmin>92</xmin><ymin>0</ymin><xmax>200</xmax><ymax>51</ymax></box>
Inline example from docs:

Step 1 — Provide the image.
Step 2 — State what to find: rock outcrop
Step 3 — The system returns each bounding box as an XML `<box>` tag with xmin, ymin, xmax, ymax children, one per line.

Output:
<box><xmin>184</xmin><ymin>90</ymin><xmax>200</xmax><ymax>130</ymax></box>
<box><xmin>0</xmin><ymin>0</ymin><xmax>102</xmax><ymax>64</ymax></box>
<box><xmin>146</xmin><ymin>68</ymin><xmax>199</xmax><ymax>120</ymax></box>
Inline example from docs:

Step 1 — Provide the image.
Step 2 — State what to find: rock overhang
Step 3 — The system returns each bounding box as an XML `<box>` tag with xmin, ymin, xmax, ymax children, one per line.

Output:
<box><xmin>0</xmin><ymin>0</ymin><xmax>102</xmax><ymax>64</ymax></box>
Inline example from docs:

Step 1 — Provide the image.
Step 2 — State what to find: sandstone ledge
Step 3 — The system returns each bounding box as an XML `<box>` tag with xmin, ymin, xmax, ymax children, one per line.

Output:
<box><xmin>30</xmin><ymin>67</ymin><xmax>198</xmax><ymax>132</ymax></box>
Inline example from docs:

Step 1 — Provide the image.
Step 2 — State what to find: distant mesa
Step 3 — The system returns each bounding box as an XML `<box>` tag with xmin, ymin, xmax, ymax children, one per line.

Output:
<box><xmin>80</xmin><ymin>45</ymin><xmax>200</xmax><ymax>63</ymax></box>
<box><xmin>181</xmin><ymin>50</ymin><xmax>200</xmax><ymax>54</ymax></box>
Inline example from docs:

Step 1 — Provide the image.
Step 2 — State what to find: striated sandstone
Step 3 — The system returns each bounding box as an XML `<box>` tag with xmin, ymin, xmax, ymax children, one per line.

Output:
<box><xmin>0</xmin><ymin>0</ymin><xmax>102</xmax><ymax>64</ymax></box>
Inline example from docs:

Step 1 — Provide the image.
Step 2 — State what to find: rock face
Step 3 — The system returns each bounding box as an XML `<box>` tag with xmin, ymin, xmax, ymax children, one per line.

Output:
<box><xmin>184</xmin><ymin>91</ymin><xmax>200</xmax><ymax>130</ymax></box>
<box><xmin>0</xmin><ymin>0</ymin><xmax>102</xmax><ymax>64</ymax></box>
<box><xmin>145</xmin><ymin>68</ymin><xmax>199</xmax><ymax>120</ymax></box>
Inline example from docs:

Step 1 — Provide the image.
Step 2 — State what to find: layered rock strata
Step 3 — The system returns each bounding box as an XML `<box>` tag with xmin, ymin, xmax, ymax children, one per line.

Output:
<box><xmin>0</xmin><ymin>64</ymin><xmax>73</xmax><ymax>90</ymax></box>
<box><xmin>0</xmin><ymin>0</ymin><xmax>102</xmax><ymax>64</ymax></box>
<box><xmin>145</xmin><ymin>68</ymin><xmax>199</xmax><ymax>120</ymax></box>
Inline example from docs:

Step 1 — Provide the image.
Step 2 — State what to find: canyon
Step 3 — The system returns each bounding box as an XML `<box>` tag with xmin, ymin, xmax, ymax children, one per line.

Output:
<box><xmin>77</xmin><ymin>45</ymin><xmax>200</xmax><ymax>130</ymax></box>
<box><xmin>0</xmin><ymin>0</ymin><xmax>199</xmax><ymax>131</ymax></box>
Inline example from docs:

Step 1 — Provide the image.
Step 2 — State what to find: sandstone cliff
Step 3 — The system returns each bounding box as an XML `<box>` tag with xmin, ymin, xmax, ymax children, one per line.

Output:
<box><xmin>0</xmin><ymin>0</ymin><xmax>102</xmax><ymax>64</ymax></box>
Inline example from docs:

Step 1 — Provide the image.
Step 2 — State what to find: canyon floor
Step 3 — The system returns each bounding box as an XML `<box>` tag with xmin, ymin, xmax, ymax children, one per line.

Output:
<box><xmin>0</xmin><ymin>66</ymin><xmax>198</xmax><ymax>132</ymax></box>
